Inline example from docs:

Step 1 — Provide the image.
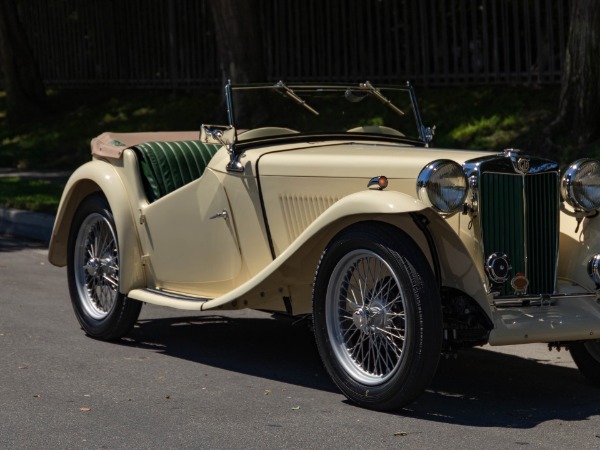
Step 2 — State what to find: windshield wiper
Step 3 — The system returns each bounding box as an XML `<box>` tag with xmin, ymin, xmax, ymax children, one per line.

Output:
<box><xmin>275</xmin><ymin>81</ymin><xmax>319</xmax><ymax>116</ymax></box>
<box><xmin>359</xmin><ymin>81</ymin><xmax>405</xmax><ymax>116</ymax></box>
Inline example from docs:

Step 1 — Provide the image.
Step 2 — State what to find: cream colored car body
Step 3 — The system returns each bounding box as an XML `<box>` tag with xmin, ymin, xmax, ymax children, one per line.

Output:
<box><xmin>48</xmin><ymin>129</ymin><xmax>600</xmax><ymax>347</ymax></box>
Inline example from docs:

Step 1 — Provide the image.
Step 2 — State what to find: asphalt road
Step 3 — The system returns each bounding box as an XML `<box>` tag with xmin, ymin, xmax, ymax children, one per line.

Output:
<box><xmin>2</xmin><ymin>235</ymin><xmax>600</xmax><ymax>449</ymax></box>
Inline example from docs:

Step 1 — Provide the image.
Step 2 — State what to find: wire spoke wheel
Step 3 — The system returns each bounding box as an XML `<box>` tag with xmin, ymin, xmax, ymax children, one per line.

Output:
<box><xmin>74</xmin><ymin>213</ymin><xmax>120</xmax><ymax>320</ymax></box>
<box><xmin>313</xmin><ymin>223</ymin><xmax>442</xmax><ymax>411</ymax></box>
<box><xmin>67</xmin><ymin>194</ymin><xmax>141</xmax><ymax>340</ymax></box>
<box><xmin>570</xmin><ymin>340</ymin><xmax>600</xmax><ymax>386</ymax></box>
<box><xmin>327</xmin><ymin>250</ymin><xmax>407</xmax><ymax>385</ymax></box>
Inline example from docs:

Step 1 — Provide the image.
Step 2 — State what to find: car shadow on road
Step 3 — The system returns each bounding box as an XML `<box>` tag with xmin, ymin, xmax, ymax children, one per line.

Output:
<box><xmin>121</xmin><ymin>313</ymin><xmax>600</xmax><ymax>428</ymax></box>
<box><xmin>406</xmin><ymin>348</ymin><xmax>600</xmax><ymax>428</ymax></box>
<box><xmin>123</xmin><ymin>314</ymin><xmax>337</xmax><ymax>393</ymax></box>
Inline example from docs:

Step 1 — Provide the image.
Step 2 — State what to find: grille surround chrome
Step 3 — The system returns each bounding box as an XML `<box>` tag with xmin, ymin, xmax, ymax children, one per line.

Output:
<box><xmin>463</xmin><ymin>154</ymin><xmax>560</xmax><ymax>297</ymax></box>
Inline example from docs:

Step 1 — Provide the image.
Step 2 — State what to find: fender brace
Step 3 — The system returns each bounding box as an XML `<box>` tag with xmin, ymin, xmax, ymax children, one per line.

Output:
<box><xmin>410</xmin><ymin>213</ymin><xmax>442</xmax><ymax>289</ymax></box>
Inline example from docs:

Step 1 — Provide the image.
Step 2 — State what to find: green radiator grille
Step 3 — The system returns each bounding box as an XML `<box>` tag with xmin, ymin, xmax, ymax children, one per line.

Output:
<box><xmin>480</xmin><ymin>172</ymin><xmax>559</xmax><ymax>295</ymax></box>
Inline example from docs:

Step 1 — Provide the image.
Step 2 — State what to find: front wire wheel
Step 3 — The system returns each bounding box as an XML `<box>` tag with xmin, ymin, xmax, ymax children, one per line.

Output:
<box><xmin>327</xmin><ymin>249</ymin><xmax>407</xmax><ymax>385</ymax></box>
<box><xmin>570</xmin><ymin>340</ymin><xmax>600</xmax><ymax>386</ymax></box>
<box><xmin>313</xmin><ymin>223</ymin><xmax>442</xmax><ymax>410</ymax></box>
<box><xmin>67</xmin><ymin>194</ymin><xmax>142</xmax><ymax>340</ymax></box>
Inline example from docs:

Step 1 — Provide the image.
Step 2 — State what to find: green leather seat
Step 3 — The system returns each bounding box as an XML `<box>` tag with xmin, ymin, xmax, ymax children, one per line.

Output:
<box><xmin>133</xmin><ymin>141</ymin><xmax>220</xmax><ymax>202</ymax></box>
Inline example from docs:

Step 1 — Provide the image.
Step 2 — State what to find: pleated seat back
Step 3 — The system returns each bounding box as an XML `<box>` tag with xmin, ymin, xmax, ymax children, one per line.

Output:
<box><xmin>133</xmin><ymin>141</ymin><xmax>220</xmax><ymax>202</ymax></box>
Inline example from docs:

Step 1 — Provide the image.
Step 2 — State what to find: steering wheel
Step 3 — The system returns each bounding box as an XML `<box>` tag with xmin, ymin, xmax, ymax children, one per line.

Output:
<box><xmin>238</xmin><ymin>127</ymin><xmax>299</xmax><ymax>140</ymax></box>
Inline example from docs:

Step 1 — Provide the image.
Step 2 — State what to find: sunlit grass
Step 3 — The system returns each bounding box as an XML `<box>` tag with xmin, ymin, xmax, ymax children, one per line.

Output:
<box><xmin>449</xmin><ymin>114</ymin><xmax>523</xmax><ymax>148</ymax></box>
<box><xmin>418</xmin><ymin>86</ymin><xmax>559</xmax><ymax>154</ymax></box>
<box><xmin>0</xmin><ymin>177</ymin><xmax>65</xmax><ymax>213</ymax></box>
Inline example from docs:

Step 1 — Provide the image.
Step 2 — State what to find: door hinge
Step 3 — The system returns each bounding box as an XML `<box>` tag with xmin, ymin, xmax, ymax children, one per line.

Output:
<box><xmin>139</xmin><ymin>209</ymin><xmax>146</xmax><ymax>225</ymax></box>
<box><xmin>141</xmin><ymin>255</ymin><xmax>150</xmax><ymax>266</ymax></box>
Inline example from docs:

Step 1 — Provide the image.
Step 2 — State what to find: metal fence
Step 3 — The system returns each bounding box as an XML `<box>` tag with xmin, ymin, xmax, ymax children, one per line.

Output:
<box><xmin>17</xmin><ymin>0</ymin><xmax>569</xmax><ymax>88</ymax></box>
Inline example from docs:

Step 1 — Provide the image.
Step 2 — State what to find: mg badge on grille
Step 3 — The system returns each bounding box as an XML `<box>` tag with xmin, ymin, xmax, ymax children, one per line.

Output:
<box><xmin>511</xmin><ymin>273</ymin><xmax>529</xmax><ymax>295</ymax></box>
<box><xmin>517</xmin><ymin>158</ymin><xmax>530</xmax><ymax>174</ymax></box>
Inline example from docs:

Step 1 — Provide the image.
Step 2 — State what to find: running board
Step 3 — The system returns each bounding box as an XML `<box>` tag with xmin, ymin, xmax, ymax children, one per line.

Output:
<box><xmin>127</xmin><ymin>288</ymin><xmax>211</xmax><ymax>311</ymax></box>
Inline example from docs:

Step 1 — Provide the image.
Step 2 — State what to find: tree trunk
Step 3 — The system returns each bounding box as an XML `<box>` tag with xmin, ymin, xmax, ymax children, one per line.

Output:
<box><xmin>548</xmin><ymin>0</ymin><xmax>600</xmax><ymax>146</ymax></box>
<box><xmin>208</xmin><ymin>0</ymin><xmax>267</xmax><ymax>122</ymax></box>
<box><xmin>0</xmin><ymin>0</ymin><xmax>48</xmax><ymax>126</ymax></box>
<box><xmin>208</xmin><ymin>0</ymin><xmax>266</xmax><ymax>85</ymax></box>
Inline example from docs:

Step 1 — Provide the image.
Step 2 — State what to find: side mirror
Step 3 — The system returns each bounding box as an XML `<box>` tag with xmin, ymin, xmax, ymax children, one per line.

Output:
<box><xmin>200</xmin><ymin>124</ymin><xmax>236</xmax><ymax>146</ymax></box>
<box><xmin>200</xmin><ymin>124</ymin><xmax>243</xmax><ymax>173</ymax></box>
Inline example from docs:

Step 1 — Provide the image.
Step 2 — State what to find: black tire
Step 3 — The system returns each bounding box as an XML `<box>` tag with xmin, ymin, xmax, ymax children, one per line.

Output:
<box><xmin>67</xmin><ymin>193</ymin><xmax>142</xmax><ymax>340</ymax></box>
<box><xmin>313</xmin><ymin>222</ymin><xmax>442</xmax><ymax>411</ymax></box>
<box><xmin>570</xmin><ymin>340</ymin><xmax>600</xmax><ymax>386</ymax></box>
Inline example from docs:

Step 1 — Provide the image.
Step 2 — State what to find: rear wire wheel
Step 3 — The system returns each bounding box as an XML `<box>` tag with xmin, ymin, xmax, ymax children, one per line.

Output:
<box><xmin>313</xmin><ymin>222</ymin><xmax>442</xmax><ymax>410</ymax></box>
<box><xmin>67</xmin><ymin>194</ymin><xmax>141</xmax><ymax>340</ymax></box>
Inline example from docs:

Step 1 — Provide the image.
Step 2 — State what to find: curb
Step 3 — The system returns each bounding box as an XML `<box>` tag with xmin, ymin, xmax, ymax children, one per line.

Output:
<box><xmin>0</xmin><ymin>169</ymin><xmax>67</xmax><ymax>244</ymax></box>
<box><xmin>0</xmin><ymin>208</ymin><xmax>55</xmax><ymax>243</ymax></box>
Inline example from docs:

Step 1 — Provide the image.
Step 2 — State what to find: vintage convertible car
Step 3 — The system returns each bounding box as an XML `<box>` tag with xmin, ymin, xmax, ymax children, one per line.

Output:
<box><xmin>49</xmin><ymin>81</ymin><xmax>600</xmax><ymax>410</ymax></box>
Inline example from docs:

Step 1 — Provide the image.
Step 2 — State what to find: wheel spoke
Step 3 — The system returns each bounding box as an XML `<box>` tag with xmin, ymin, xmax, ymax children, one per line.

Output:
<box><xmin>350</xmin><ymin>267</ymin><xmax>366</xmax><ymax>306</ymax></box>
<box><xmin>102</xmin><ymin>274</ymin><xmax>118</xmax><ymax>289</ymax></box>
<box><xmin>373</xmin><ymin>325</ymin><xmax>403</xmax><ymax>341</ymax></box>
<box><xmin>376</xmin><ymin>335</ymin><xmax>388</xmax><ymax>375</ymax></box>
<box><xmin>387</xmin><ymin>293</ymin><xmax>403</xmax><ymax>307</ymax></box>
<box><xmin>345</xmin><ymin>290</ymin><xmax>359</xmax><ymax>307</ymax></box>
<box><xmin>374</xmin><ymin>277</ymin><xmax>394</xmax><ymax>302</ymax></box>
<box><xmin>342</xmin><ymin>325</ymin><xmax>360</xmax><ymax>342</ymax></box>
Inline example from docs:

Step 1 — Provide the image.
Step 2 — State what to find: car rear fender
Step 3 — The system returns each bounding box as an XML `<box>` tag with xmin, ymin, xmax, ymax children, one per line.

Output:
<box><xmin>48</xmin><ymin>160</ymin><xmax>145</xmax><ymax>293</ymax></box>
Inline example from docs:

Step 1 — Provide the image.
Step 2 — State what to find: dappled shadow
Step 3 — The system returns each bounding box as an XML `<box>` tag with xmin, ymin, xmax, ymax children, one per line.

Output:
<box><xmin>119</xmin><ymin>314</ymin><xmax>600</xmax><ymax>428</ymax></box>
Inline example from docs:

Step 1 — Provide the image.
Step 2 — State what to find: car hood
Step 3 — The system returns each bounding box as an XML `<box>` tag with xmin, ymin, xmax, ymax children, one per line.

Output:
<box><xmin>257</xmin><ymin>142</ymin><xmax>494</xmax><ymax>179</ymax></box>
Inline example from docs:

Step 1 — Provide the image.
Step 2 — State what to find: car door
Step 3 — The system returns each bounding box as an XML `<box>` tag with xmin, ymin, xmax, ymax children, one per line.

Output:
<box><xmin>137</xmin><ymin>169</ymin><xmax>242</xmax><ymax>296</ymax></box>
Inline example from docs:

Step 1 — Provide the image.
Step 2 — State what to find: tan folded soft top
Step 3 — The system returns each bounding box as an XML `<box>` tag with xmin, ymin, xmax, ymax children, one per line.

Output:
<box><xmin>91</xmin><ymin>131</ymin><xmax>200</xmax><ymax>159</ymax></box>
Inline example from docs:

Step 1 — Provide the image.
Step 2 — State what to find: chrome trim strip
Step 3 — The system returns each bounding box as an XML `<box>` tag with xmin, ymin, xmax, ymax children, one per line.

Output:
<box><xmin>225</xmin><ymin>79</ymin><xmax>234</xmax><ymax>127</ymax></box>
<box><xmin>493</xmin><ymin>292</ymin><xmax>597</xmax><ymax>308</ymax></box>
<box><xmin>145</xmin><ymin>288</ymin><xmax>210</xmax><ymax>303</ymax></box>
<box><xmin>521</xmin><ymin>170</ymin><xmax>528</xmax><ymax>288</ymax></box>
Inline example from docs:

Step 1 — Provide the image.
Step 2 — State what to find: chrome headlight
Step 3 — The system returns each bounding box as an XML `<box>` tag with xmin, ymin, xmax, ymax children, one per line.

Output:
<box><xmin>417</xmin><ymin>160</ymin><xmax>467</xmax><ymax>214</ymax></box>
<box><xmin>561</xmin><ymin>159</ymin><xmax>600</xmax><ymax>212</ymax></box>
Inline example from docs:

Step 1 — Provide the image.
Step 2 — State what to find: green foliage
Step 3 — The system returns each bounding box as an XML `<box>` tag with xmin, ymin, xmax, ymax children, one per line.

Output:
<box><xmin>0</xmin><ymin>177</ymin><xmax>64</xmax><ymax>213</ymax></box>
<box><xmin>418</xmin><ymin>86</ymin><xmax>558</xmax><ymax>152</ymax></box>
<box><xmin>0</xmin><ymin>89</ymin><xmax>220</xmax><ymax>170</ymax></box>
<box><xmin>2</xmin><ymin>85</ymin><xmax>600</xmax><ymax>213</ymax></box>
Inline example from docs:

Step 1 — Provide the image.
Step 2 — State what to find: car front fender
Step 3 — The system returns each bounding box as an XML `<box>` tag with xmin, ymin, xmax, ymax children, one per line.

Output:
<box><xmin>201</xmin><ymin>189</ymin><xmax>488</xmax><ymax>316</ymax></box>
<box><xmin>48</xmin><ymin>159</ymin><xmax>145</xmax><ymax>293</ymax></box>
